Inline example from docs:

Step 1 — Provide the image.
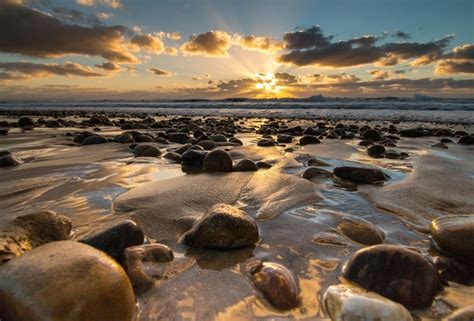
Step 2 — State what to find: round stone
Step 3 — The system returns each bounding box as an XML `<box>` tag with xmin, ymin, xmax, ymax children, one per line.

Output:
<box><xmin>133</xmin><ymin>144</ymin><xmax>162</xmax><ymax>157</ymax></box>
<box><xmin>333</xmin><ymin>166</ymin><xmax>390</xmax><ymax>184</ymax></box>
<box><xmin>0</xmin><ymin>241</ymin><xmax>136</xmax><ymax>321</ymax></box>
<box><xmin>299</xmin><ymin>135</ymin><xmax>320</xmax><ymax>145</ymax></box>
<box><xmin>338</xmin><ymin>218</ymin><xmax>385</xmax><ymax>246</ymax></box>
<box><xmin>81</xmin><ymin>135</ymin><xmax>108</xmax><ymax>145</ymax></box>
<box><xmin>343</xmin><ymin>244</ymin><xmax>439</xmax><ymax>308</ymax></box>
<box><xmin>202</xmin><ymin>150</ymin><xmax>233</xmax><ymax>172</ymax></box>
<box><xmin>430</xmin><ymin>215</ymin><xmax>474</xmax><ymax>263</ymax></box>
<box><xmin>233</xmin><ymin>159</ymin><xmax>258</xmax><ymax>172</ymax></box>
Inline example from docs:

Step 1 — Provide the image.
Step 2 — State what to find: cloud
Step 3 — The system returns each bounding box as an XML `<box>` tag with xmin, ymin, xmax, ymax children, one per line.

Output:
<box><xmin>76</xmin><ymin>0</ymin><xmax>121</xmax><ymax>9</ymax></box>
<box><xmin>180</xmin><ymin>30</ymin><xmax>232</xmax><ymax>56</ymax></box>
<box><xmin>149</xmin><ymin>68</ymin><xmax>172</xmax><ymax>76</ymax></box>
<box><xmin>95</xmin><ymin>61</ymin><xmax>121</xmax><ymax>71</ymax></box>
<box><xmin>307</xmin><ymin>73</ymin><xmax>361</xmax><ymax>84</ymax></box>
<box><xmin>274</xmin><ymin>72</ymin><xmax>298</xmax><ymax>85</ymax></box>
<box><xmin>368</xmin><ymin>69</ymin><xmax>389</xmax><ymax>80</ymax></box>
<box><xmin>435</xmin><ymin>44</ymin><xmax>474</xmax><ymax>74</ymax></box>
<box><xmin>130</xmin><ymin>33</ymin><xmax>165</xmax><ymax>54</ymax></box>
<box><xmin>277</xmin><ymin>25</ymin><xmax>453</xmax><ymax>68</ymax></box>
<box><xmin>51</xmin><ymin>7</ymin><xmax>101</xmax><ymax>25</ymax></box>
<box><xmin>165</xmin><ymin>46</ymin><xmax>178</xmax><ymax>56</ymax></box>
<box><xmin>0</xmin><ymin>61</ymin><xmax>110</xmax><ymax>81</ymax></box>
<box><xmin>0</xmin><ymin>1</ymin><xmax>138</xmax><ymax>63</ymax></box>
<box><xmin>167</xmin><ymin>32</ymin><xmax>182</xmax><ymax>41</ymax></box>
<box><xmin>97</xmin><ymin>12</ymin><xmax>113</xmax><ymax>20</ymax></box>
<box><xmin>393</xmin><ymin>30</ymin><xmax>410</xmax><ymax>39</ymax></box>
<box><xmin>283</xmin><ymin>26</ymin><xmax>333</xmax><ymax>49</ymax></box>
<box><xmin>234</xmin><ymin>34</ymin><xmax>284</xmax><ymax>53</ymax></box>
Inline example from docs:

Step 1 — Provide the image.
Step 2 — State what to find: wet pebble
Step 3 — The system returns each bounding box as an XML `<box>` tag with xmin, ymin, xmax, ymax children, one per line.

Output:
<box><xmin>0</xmin><ymin>153</ymin><xmax>22</xmax><ymax>167</ymax></box>
<box><xmin>343</xmin><ymin>244</ymin><xmax>439</xmax><ymax>308</ymax></box>
<box><xmin>299</xmin><ymin>135</ymin><xmax>320</xmax><ymax>145</ymax></box>
<box><xmin>202</xmin><ymin>150</ymin><xmax>233</xmax><ymax>172</ymax></box>
<box><xmin>250</xmin><ymin>261</ymin><xmax>300</xmax><ymax>310</ymax></box>
<box><xmin>233</xmin><ymin>159</ymin><xmax>258</xmax><ymax>172</ymax></box>
<box><xmin>133</xmin><ymin>144</ymin><xmax>162</xmax><ymax>157</ymax></box>
<box><xmin>338</xmin><ymin>217</ymin><xmax>385</xmax><ymax>246</ymax></box>
<box><xmin>333</xmin><ymin>166</ymin><xmax>390</xmax><ymax>184</ymax></box>
<box><xmin>302</xmin><ymin>166</ymin><xmax>331</xmax><ymax>180</ymax></box>
<box><xmin>81</xmin><ymin>135</ymin><xmax>108</xmax><ymax>145</ymax></box>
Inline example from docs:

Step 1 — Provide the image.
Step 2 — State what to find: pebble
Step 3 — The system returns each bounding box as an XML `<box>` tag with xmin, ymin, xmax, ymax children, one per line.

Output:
<box><xmin>300</xmin><ymin>135</ymin><xmax>320</xmax><ymax>145</ymax></box>
<box><xmin>133</xmin><ymin>144</ymin><xmax>162</xmax><ymax>157</ymax></box>
<box><xmin>338</xmin><ymin>217</ymin><xmax>385</xmax><ymax>245</ymax></box>
<box><xmin>202</xmin><ymin>150</ymin><xmax>233</xmax><ymax>172</ymax></box>
<box><xmin>233</xmin><ymin>159</ymin><xmax>258</xmax><ymax>172</ymax></box>
<box><xmin>333</xmin><ymin>166</ymin><xmax>390</xmax><ymax>184</ymax></box>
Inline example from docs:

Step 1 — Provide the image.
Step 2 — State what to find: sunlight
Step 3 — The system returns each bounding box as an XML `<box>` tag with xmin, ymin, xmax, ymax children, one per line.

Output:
<box><xmin>255</xmin><ymin>72</ymin><xmax>282</xmax><ymax>96</ymax></box>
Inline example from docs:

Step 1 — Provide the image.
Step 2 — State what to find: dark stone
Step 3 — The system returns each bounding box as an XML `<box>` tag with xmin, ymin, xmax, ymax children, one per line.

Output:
<box><xmin>197</xmin><ymin>140</ymin><xmax>218</xmax><ymax>150</ymax></box>
<box><xmin>338</xmin><ymin>218</ymin><xmax>385</xmax><ymax>245</ymax></box>
<box><xmin>163</xmin><ymin>152</ymin><xmax>182</xmax><ymax>163</ymax></box>
<box><xmin>134</xmin><ymin>134</ymin><xmax>154</xmax><ymax>143</ymax></box>
<box><xmin>361</xmin><ymin>129</ymin><xmax>381</xmax><ymax>141</ymax></box>
<box><xmin>0</xmin><ymin>154</ymin><xmax>22</xmax><ymax>167</ymax></box>
<box><xmin>80</xmin><ymin>220</ymin><xmax>145</xmax><ymax>260</ymax></box>
<box><xmin>202</xmin><ymin>150</ymin><xmax>233</xmax><ymax>172</ymax></box>
<box><xmin>302</xmin><ymin>167</ymin><xmax>331</xmax><ymax>180</ymax></box>
<box><xmin>257</xmin><ymin>139</ymin><xmax>276</xmax><ymax>147</ymax></box>
<box><xmin>229</xmin><ymin>137</ymin><xmax>243</xmax><ymax>145</ymax></box>
<box><xmin>300</xmin><ymin>135</ymin><xmax>320</xmax><ymax>145</ymax></box>
<box><xmin>233</xmin><ymin>159</ymin><xmax>258</xmax><ymax>172</ymax></box>
<box><xmin>458</xmin><ymin>135</ymin><xmax>474</xmax><ymax>145</ymax></box>
<box><xmin>81</xmin><ymin>135</ymin><xmax>108</xmax><ymax>145</ymax></box>
<box><xmin>333</xmin><ymin>166</ymin><xmax>390</xmax><ymax>184</ymax></box>
<box><xmin>367</xmin><ymin>145</ymin><xmax>385</xmax><ymax>158</ymax></box>
<box><xmin>18</xmin><ymin>117</ymin><xmax>34</xmax><ymax>128</ymax></box>
<box><xmin>180</xmin><ymin>203</ymin><xmax>259</xmax><ymax>249</ymax></box>
<box><xmin>133</xmin><ymin>144</ymin><xmax>162</xmax><ymax>157</ymax></box>
<box><xmin>210</xmin><ymin>134</ymin><xmax>227</xmax><ymax>142</ymax></box>
<box><xmin>399</xmin><ymin>128</ymin><xmax>424</xmax><ymax>137</ymax></box>
<box><xmin>181</xmin><ymin>149</ymin><xmax>207</xmax><ymax>167</ymax></box>
<box><xmin>115</xmin><ymin>133</ymin><xmax>134</xmax><ymax>144</ymax></box>
<box><xmin>256</xmin><ymin>161</ymin><xmax>272</xmax><ymax>169</ymax></box>
<box><xmin>168</xmin><ymin>132</ymin><xmax>190</xmax><ymax>144</ymax></box>
<box><xmin>277</xmin><ymin>135</ymin><xmax>293</xmax><ymax>143</ymax></box>
<box><xmin>343</xmin><ymin>244</ymin><xmax>439</xmax><ymax>308</ymax></box>
<box><xmin>431</xmin><ymin>143</ymin><xmax>448</xmax><ymax>149</ymax></box>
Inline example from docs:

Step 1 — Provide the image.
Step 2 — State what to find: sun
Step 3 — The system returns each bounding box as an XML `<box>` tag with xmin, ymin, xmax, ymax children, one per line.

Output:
<box><xmin>255</xmin><ymin>73</ymin><xmax>281</xmax><ymax>95</ymax></box>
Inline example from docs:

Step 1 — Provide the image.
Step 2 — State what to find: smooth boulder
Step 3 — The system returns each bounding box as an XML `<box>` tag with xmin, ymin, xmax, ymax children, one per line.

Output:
<box><xmin>0</xmin><ymin>241</ymin><xmax>135</xmax><ymax>321</ymax></box>
<box><xmin>338</xmin><ymin>217</ymin><xmax>385</xmax><ymax>246</ymax></box>
<box><xmin>233</xmin><ymin>159</ymin><xmax>258</xmax><ymax>172</ymax></box>
<box><xmin>81</xmin><ymin>135</ymin><xmax>108</xmax><ymax>145</ymax></box>
<box><xmin>300</xmin><ymin>135</ymin><xmax>320</xmax><ymax>145</ymax></box>
<box><xmin>324</xmin><ymin>284</ymin><xmax>413</xmax><ymax>321</ymax></box>
<box><xmin>133</xmin><ymin>144</ymin><xmax>162</xmax><ymax>157</ymax></box>
<box><xmin>343</xmin><ymin>244</ymin><xmax>439</xmax><ymax>308</ymax></box>
<box><xmin>202</xmin><ymin>150</ymin><xmax>233</xmax><ymax>172</ymax></box>
<box><xmin>430</xmin><ymin>215</ymin><xmax>474</xmax><ymax>263</ymax></box>
<box><xmin>180</xmin><ymin>203</ymin><xmax>259</xmax><ymax>249</ymax></box>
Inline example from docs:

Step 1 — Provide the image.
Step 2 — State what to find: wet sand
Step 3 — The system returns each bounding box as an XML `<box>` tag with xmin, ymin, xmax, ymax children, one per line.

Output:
<box><xmin>0</xmin><ymin>113</ymin><xmax>473</xmax><ymax>320</ymax></box>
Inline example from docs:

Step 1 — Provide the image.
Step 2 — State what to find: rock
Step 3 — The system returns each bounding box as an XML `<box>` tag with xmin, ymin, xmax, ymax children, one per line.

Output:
<box><xmin>307</xmin><ymin>158</ymin><xmax>330</xmax><ymax>166</ymax></box>
<box><xmin>458</xmin><ymin>135</ymin><xmax>474</xmax><ymax>145</ymax></box>
<box><xmin>367</xmin><ymin>145</ymin><xmax>385</xmax><ymax>158</ymax></box>
<box><xmin>115</xmin><ymin>133</ymin><xmax>134</xmax><ymax>144</ymax></box>
<box><xmin>0</xmin><ymin>241</ymin><xmax>135</xmax><ymax>321</ymax></box>
<box><xmin>180</xmin><ymin>203</ymin><xmax>259</xmax><ymax>249</ymax></box>
<box><xmin>445</xmin><ymin>306</ymin><xmax>474</xmax><ymax>321</ymax></box>
<box><xmin>181</xmin><ymin>149</ymin><xmax>207</xmax><ymax>167</ymax></box>
<box><xmin>133</xmin><ymin>144</ymin><xmax>162</xmax><ymax>157</ymax></box>
<box><xmin>233</xmin><ymin>159</ymin><xmax>258</xmax><ymax>172</ymax></box>
<box><xmin>18</xmin><ymin>117</ymin><xmax>34</xmax><ymax>128</ymax></box>
<box><xmin>338</xmin><ymin>217</ymin><xmax>385</xmax><ymax>245</ymax></box>
<box><xmin>80</xmin><ymin>220</ymin><xmax>144</xmax><ymax>260</ymax></box>
<box><xmin>300</xmin><ymin>135</ymin><xmax>320</xmax><ymax>145</ymax></box>
<box><xmin>302</xmin><ymin>167</ymin><xmax>331</xmax><ymax>180</ymax></box>
<box><xmin>45</xmin><ymin>120</ymin><xmax>61</xmax><ymax>128</ymax></box>
<box><xmin>202</xmin><ymin>150</ymin><xmax>233</xmax><ymax>172</ymax></box>
<box><xmin>250</xmin><ymin>262</ymin><xmax>300</xmax><ymax>310</ymax></box>
<box><xmin>0</xmin><ymin>154</ymin><xmax>22</xmax><ymax>167</ymax></box>
<box><xmin>361</xmin><ymin>129</ymin><xmax>382</xmax><ymax>141</ymax></box>
<box><xmin>430</xmin><ymin>215</ymin><xmax>474</xmax><ymax>263</ymax></box>
<box><xmin>385</xmin><ymin>150</ymin><xmax>403</xmax><ymax>159</ymax></box>
<box><xmin>277</xmin><ymin>135</ymin><xmax>293</xmax><ymax>143</ymax></box>
<box><xmin>168</xmin><ymin>132</ymin><xmax>190</xmax><ymax>144</ymax></box>
<box><xmin>0</xmin><ymin>129</ymin><xmax>9</xmax><ymax>135</ymax></box>
<box><xmin>163</xmin><ymin>152</ymin><xmax>182</xmax><ymax>163</ymax></box>
<box><xmin>175</xmin><ymin>143</ymin><xmax>192</xmax><ymax>154</ymax></box>
<box><xmin>399</xmin><ymin>128</ymin><xmax>424</xmax><ymax>137</ymax></box>
<box><xmin>256</xmin><ymin>161</ymin><xmax>272</xmax><ymax>168</ymax></box>
<box><xmin>197</xmin><ymin>140</ymin><xmax>218</xmax><ymax>150</ymax></box>
<box><xmin>431</xmin><ymin>142</ymin><xmax>448</xmax><ymax>149</ymax></box>
<box><xmin>434</xmin><ymin>256</ymin><xmax>472</xmax><ymax>285</ymax></box>
<box><xmin>134</xmin><ymin>134</ymin><xmax>154</xmax><ymax>143</ymax></box>
<box><xmin>81</xmin><ymin>135</ymin><xmax>108</xmax><ymax>145</ymax></box>
<box><xmin>257</xmin><ymin>139</ymin><xmax>276</xmax><ymax>147</ymax></box>
<box><xmin>229</xmin><ymin>137</ymin><xmax>243</xmax><ymax>145</ymax></box>
<box><xmin>343</xmin><ymin>244</ymin><xmax>439</xmax><ymax>308</ymax></box>
<box><xmin>333</xmin><ymin>166</ymin><xmax>390</xmax><ymax>184</ymax></box>
<box><xmin>122</xmin><ymin>243</ymin><xmax>174</xmax><ymax>293</ymax></box>
<box><xmin>312</xmin><ymin>231</ymin><xmax>348</xmax><ymax>246</ymax></box>
<box><xmin>323</xmin><ymin>284</ymin><xmax>413</xmax><ymax>321</ymax></box>
<box><xmin>210</xmin><ymin>134</ymin><xmax>227</xmax><ymax>142</ymax></box>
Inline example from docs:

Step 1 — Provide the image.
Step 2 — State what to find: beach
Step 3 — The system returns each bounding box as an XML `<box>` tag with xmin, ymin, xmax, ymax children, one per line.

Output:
<box><xmin>0</xmin><ymin>110</ymin><xmax>473</xmax><ymax>320</ymax></box>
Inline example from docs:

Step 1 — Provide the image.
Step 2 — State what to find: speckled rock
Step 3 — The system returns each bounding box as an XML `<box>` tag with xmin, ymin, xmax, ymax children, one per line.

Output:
<box><xmin>0</xmin><ymin>241</ymin><xmax>135</xmax><ymax>321</ymax></box>
<box><xmin>430</xmin><ymin>215</ymin><xmax>474</xmax><ymax>263</ymax></box>
<box><xmin>343</xmin><ymin>244</ymin><xmax>439</xmax><ymax>308</ymax></box>
<box><xmin>324</xmin><ymin>284</ymin><xmax>413</xmax><ymax>321</ymax></box>
<box><xmin>250</xmin><ymin>261</ymin><xmax>300</xmax><ymax>310</ymax></box>
<box><xmin>180</xmin><ymin>203</ymin><xmax>259</xmax><ymax>249</ymax></box>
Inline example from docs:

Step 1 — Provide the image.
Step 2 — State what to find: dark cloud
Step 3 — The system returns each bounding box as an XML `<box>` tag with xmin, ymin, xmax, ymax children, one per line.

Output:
<box><xmin>436</xmin><ymin>44</ymin><xmax>474</xmax><ymax>74</ymax></box>
<box><xmin>180</xmin><ymin>30</ymin><xmax>232</xmax><ymax>56</ymax></box>
<box><xmin>51</xmin><ymin>7</ymin><xmax>101</xmax><ymax>25</ymax></box>
<box><xmin>0</xmin><ymin>61</ymin><xmax>107</xmax><ymax>81</ymax></box>
<box><xmin>95</xmin><ymin>61</ymin><xmax>121</xmax><ymax>71</ymax></box>
<box><xmin>393</xmin><ymin>30</ymin><xmax>410</xmax><ymax>39</ymax></box>
<box><xmin>0</xmin><ymin>1</ymin><xmax>138</xmax><ymax>63</ymax></box>
<box><xmin>149</xmin><ymin>68</ymin><xmax>172</xmax><ymax>76</ymax></box>
<box><xmin>368</xmin><ymin>69</ymin><xmax>389</xmax><ymax>80</ymax></box>
<box><xmin>274</xmin><ymin>72</ymin><xmax>298</xmax><ymax>85</ymax></box>
<box><xmin>283</xmin><ymin>26</ymin><xmax>333</xmax><ymax>49</ymax></box>
<box><xmin>130</xmin><ymin>34</ymin><xmax>165</xmax><ymax>53</ymax></box>
<box><xmin>278</xmin><ymin>25</ymin><xmax>453</xmax><ymax>68</ymax></box>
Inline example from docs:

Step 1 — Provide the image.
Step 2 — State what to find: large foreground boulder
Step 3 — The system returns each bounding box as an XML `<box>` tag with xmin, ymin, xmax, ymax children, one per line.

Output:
<box><xmin>180</xmin><ymin>203</ymin><xmax>259</xmax><ymax>249</ymax></box>
<box><xmin>0</xmin><ymin>241</ymin><xmax>136</xmax><ymax>321</ymax></box>
<box><xmin>202</xmin><ymin>150</ymin><xmax>233</xmax><ymax>172</ymax></box>
<box><xmin>343</xmin><ymin>244</ymin><xmax>439</xmax><ymax>308</ymax></box>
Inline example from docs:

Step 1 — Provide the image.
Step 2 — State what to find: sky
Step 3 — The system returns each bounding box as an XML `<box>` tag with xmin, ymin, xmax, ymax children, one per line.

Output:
<box><xmin>0</xmin><ymin>0</ymin><xmax>473</xmax><ymax>100</ymax></box>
